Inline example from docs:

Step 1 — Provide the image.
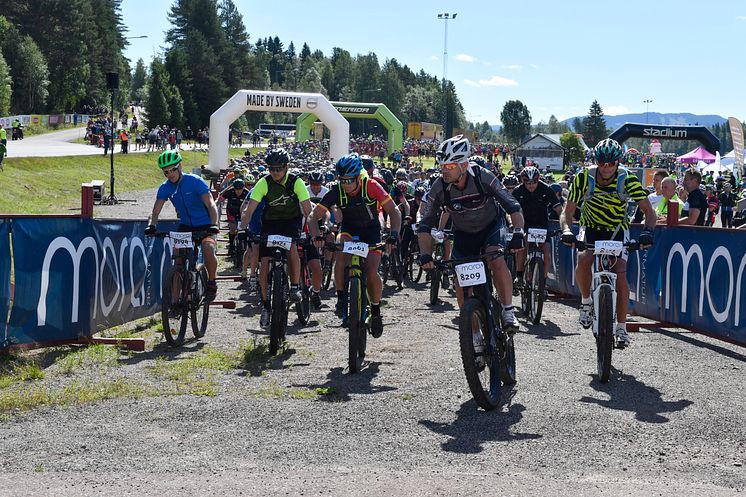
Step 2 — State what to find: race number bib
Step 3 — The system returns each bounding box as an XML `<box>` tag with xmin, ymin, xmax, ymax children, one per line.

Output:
<box><xmin>431</xmin><ymin>229</ymin><xmax>445</xmax><ymax>243</ymax></box>
<box><xmin>169</xmin><ymin>231</ymin><xmax>193</xmax><ymax>249</ymax></box>
<box><xmin>266</xmin><ymin>235</ymin><xmax>292</xmax><ymax>250</ymax></box>
<box><xmin>455</xmin><ymin>261</ymin><xmax>487</xmax><ymax>287</ymax></box>
<box><xmin>527</xmin><ymin>228</ymin><xmax>547</xmax><ymax>244</ymax></box>
<box><xmin>342</xmin><ymin>241</ymin><xmax>369</xmax><ymax>258</ymax></box>
<box><xmin>594</xmin><ymin>240</ymin><xmax>624</xmax><ymax>256</ymax></box>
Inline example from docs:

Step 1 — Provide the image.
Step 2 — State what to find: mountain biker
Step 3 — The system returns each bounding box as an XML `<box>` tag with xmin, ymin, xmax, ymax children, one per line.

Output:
<box><xmin>559</xmin><ymin>138</ymin><xmax>655</xmax><ymax>349</ymax></box>
<box><xmin>219</xmin><ymin>178</ymin><xmax>249</xmax><ymax>256</ymax></box>
<box><xmin>307</xmin><ymin>153</ymin><xmax>401</xmax><ymax>338</ymax></box>
<box><xmin>417</xmin><ymin>135</ymin><xmax>525</xmax><ymax>333</ymax></box>
<box><xmin>241</xmin><ymin>148</ymin><xmax>313</xmax><ymax>329</ymax></box>
<box><xmin>511</xmin><ymin>166</ymin><xmax>563</xmax><ymax>290</ymax></box>
<box><xmin>146</xmin><ymin>150</ymin><xmax>220</xmax><ymax>301</ymax></box>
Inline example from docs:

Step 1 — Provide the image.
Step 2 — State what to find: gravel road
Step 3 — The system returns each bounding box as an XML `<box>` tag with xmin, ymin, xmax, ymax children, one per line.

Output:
<box><xmin>0</xmin><ymin>189</ymin><xmax>744</xmax><ymax>496</ymax></box>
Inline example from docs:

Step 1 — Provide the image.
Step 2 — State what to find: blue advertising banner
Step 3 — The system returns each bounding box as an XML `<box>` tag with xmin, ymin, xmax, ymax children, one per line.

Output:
<box><xmin>0</xmin><ymin>220</ymin><xmax>11</xmax><ymax>345</ymax></box>
<box><xmin>545</xmin><ymin>222</ymin><xmax>746</xmax><ymax>345</ymax></box>
<box><xmin>7</xmin><ymin>218</ymin><xmax>177</xmax><ymax>347</ymax></box>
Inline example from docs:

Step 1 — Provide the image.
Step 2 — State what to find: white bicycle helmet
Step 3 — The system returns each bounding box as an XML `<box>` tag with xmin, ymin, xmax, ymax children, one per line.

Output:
<box><xmin>436</xmin><ymin>134</ymin><xmax>471</xmax><ymax>165</ymax></box>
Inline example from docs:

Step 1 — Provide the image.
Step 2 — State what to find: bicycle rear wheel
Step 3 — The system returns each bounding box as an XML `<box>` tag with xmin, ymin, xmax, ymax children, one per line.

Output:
<box><xmin>190</xmin><ymin>264</ymin><xmax>210</xmax><ymax>338</ymax></box>
<box><xmin>458</xmin><ymin>298</ymin><xmax>501</xmax><ymax>410</ymax></box>
<box><xmin>348</xmin><ymin>276</ymin><xmax>366</xmax><ymax>373</ymax></box>
<box><xmin>269</xmin><ymin>268</ymin><xmax>287</xmax><ymax>355</ymax></box>
<box><xmin>162</xmin><ymin>266</ymin><xmax>189</xmax><ymax>346</ymax></box>
<box><xmin>596</xmin><ymin>285</ymin><xmax>614</xmax><ymax>383</ymax></box>
<box><xmin>529</xmin><ymin>257</ymin><xmax>545</xmax><ymax>324</ymax></box>
<box><xmin>429</xmin><ymin>267</ymin><xmax>441</xmax><ymax>305</ymax></box>
<box><xmin>296</xmin><ymin>262</ymin><xmax>311</xmax><ymax>326</ymax></box>
<box><xmin>232</xmin><ymin>235</ymin><xmax>244</xmax><ymax>269</ymax></box>
<box><xmin>381</xmin><ymin>254</ymin><xmax>390</xmax><ymax>284</ymax></box>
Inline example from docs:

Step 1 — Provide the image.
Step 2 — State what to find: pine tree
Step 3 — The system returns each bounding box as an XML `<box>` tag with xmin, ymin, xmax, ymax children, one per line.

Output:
<box><xmin>130</xmin><ymin>59</ymin><xmax>147</xmax><ymax>102</ymax></box>
<box><xmin>583</xmin><ymin>100</ymin><xmax>608</xmax><ymax>147</ymax></box>
<box><xmin>145</xmin><ymin>58</ymin><xmax>171</xmax><ymax>127</ymax></box>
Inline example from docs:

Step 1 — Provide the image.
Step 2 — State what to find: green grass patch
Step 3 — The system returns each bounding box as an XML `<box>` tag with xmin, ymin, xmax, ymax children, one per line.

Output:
<box><xmin>23</xmin><ymin>123</ymin><xmax>87</xmax><ymax>138</ymax></box>
<box><xmin>0</xmin><ymin>148</ymin><xmax>247</xmax><ymax>214</ymax></box>
<box><xmin>0</xmin><ymin>353</ymin><xmax>45</xmax><ymax>389</ymax></box>
<box><xmin>0</xmin><ymin>378</ymin><xmax>148</xmax><ymax>414</ymax></box>
<box><xmin>54</xmin><ymin>344</ymin><xmax>121</xmax><ymax>375</ymax></box>
<box><xmin>253</xmin><ymin>379</ymin><xmax>319</xmax><ymax>400</ymax></box>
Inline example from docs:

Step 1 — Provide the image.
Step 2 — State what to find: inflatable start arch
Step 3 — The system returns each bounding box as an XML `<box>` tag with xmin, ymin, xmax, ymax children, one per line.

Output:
<box><xmin>208</xmin><ymin>90</ymin><xmax>349</xmax><ymax>173</ymax></box>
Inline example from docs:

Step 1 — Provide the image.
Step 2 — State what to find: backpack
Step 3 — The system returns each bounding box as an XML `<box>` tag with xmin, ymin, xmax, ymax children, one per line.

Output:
<box><xmin>443</xmin><ymin>165</ymin><xmax>487</xmax><ymax>210</ymax></box>
<box><xmin>582</xmin><ymin>165</ymin><xmax>630</xmax><ymax>203</ymax></box>
<box><xmin>338</xmin><ymin>175</ymin><xmax>377</xmax><ymax>208</ymax></box>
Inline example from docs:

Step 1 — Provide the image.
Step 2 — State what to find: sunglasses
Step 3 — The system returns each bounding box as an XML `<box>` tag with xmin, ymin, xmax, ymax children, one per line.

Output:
<box><xmin>598</xmin><ymin>161</ymin><xmax>618</xmax><ymax>167</ymax></box>
<box><xmin>440</xmin><ymin>162</ymin><xmax>460</xmax><ymax>171</ymax></box>
<box><xmin>523</xmin><ymin>180</ymin><xmax>537</xmax><ymax>185</ymax></box>
<box><xmin>162</xmin><ymin>165</ymin><xmax>179</xmax><ymax>175</ymax></box>
<box><xmin>269</xmin><ymin>166</ymin><xmax>286</xmax><ymax>173</ymax></box>
<box><xmin>338</xmin><ymin>176</ymin><xmax>357</xmax><ymax>185</ymax></box>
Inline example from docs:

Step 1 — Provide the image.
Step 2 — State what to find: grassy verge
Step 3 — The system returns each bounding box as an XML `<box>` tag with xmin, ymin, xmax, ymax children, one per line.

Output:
<box><xmin>23</xmin><ymin>123</ymin><xmax>87</xmax><ymax>138</ymax></box>
<box><xmin>0</xmin><ymin>149</ymin><xmax>247</xmax><ymax>214</ymax></box>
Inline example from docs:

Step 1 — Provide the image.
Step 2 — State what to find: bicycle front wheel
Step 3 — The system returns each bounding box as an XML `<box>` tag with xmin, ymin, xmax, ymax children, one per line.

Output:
<box><xmin>162</xmin><ymin>266</ymin><xmax>189</xmax><ymax>346</ymax></box>
<box><xmin>269</xmin><ymin>268</ymin><xmax>287</xmax><ymax>355</ymax></box>
<box><xmin>347</xmin><ymin>276</ymin><xmax>366</xmax><ymax>373</ymax></box>
<box><xmin>190</xmin><ymin>264</ymin><xmax>210</xmax><ymax>338</ymax></box>
<box><xmin>529</xmin><ymin>257</ymin><xmax>545</xmax><ymax>324</ymax></box>
<box><xmin>322</xmin><ymin>255</ymin><xmax>334</xmax><ymax>290</ymax></box>
<box><xmin>596</xmin><ymin>285</ymin><xmax>614</xmax><ymax>383</ymax></box>
<box><xmin>392</xmin><ymin>250</ymin><xmax>404</xmax><ymax>290</ymax></box>
<box><xmin>458</xmin><ymin>298</ymin><xmax>501</xmax><ymax>410</ymax></box>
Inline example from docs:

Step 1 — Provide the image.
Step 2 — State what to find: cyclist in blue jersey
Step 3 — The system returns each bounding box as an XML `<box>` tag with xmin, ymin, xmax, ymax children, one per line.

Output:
<box><xmin>146</xmin><ymin>151</ymin><xmax>220</xmax><ymax>301</ymax></box>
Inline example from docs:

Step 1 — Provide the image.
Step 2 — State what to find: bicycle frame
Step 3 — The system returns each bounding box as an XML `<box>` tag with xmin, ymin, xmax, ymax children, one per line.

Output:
<box><xmin>590</xmin><ymin>254</ymin><xmax>618</xmax><ymax>335</ymax></box>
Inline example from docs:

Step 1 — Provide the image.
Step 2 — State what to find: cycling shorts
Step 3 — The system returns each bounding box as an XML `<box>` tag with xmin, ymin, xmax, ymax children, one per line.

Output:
<box><xmin>578</xmin><ymin>226</ymin><xmax>630</xmax><ymax>262</ymax></box>
<box><xmin>452</xmin><ymin>219</ymin><xmax>503</xmax><ymax>260</ymax></box>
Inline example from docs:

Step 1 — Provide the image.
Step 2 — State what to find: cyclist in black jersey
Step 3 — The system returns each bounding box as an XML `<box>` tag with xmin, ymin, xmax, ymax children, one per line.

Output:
<box><xmin>219</xmin><ymin>178</ymin><xmax>249</xmax><ymax>256</ymax></box>
<box><xmin>511</xmin><ymin>166</ymin><xmax>563</xmax><ymax>289</ymax></box>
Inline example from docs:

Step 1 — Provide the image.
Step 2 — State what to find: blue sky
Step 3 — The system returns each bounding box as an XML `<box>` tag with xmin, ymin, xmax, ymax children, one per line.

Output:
<box><xmin>121</xmin><ymin>0</ymin><xmax>746</xmax><ymax>125</ymax></box>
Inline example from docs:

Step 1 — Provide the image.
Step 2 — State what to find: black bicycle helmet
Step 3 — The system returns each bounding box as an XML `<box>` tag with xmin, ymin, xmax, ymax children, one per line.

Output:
<box><xmin>232</xmin><ymin>178</ymin><xmax>245</xmax><ymax>189</ymax></box>
<box><xmin>309</xmin><ymin>170</ymin><xmax>324</xmax><ymax>183</ymax></box>
<box><xmin>503</xmin><ymin>175</ymin><xmax>519</xmax><ymax>188</ymax></box>
<box><xmin>265</xmin><ymin>148</ymin><xmax>290</xmax><ymax>166</ymax></box>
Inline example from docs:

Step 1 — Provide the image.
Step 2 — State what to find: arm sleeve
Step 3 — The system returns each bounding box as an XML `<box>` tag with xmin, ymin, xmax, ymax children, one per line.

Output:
<box><xmin>366</xmin><ymin>179</ymin><xmax>392</xmax><ymax>205</ymax></box>
<box><xmin>625</xmin><ymin>175</ymin><xmax>648</xmax><ymax>202</ymax></box>
<box><xmin>482</xmin><ymin>170</ymin><xmax>521</xmax><ymax>215</ymax></box>
<box><xmin>293</xmin><ymin>178</ymin><xmax>311</xmax><ymax>202</ymax></box>
<box><xmin>318</xmin><ymin>188</ymin><xmax>340</xmax><ymax>211</ymax></box>
<box><xmin>249</xmin><ymin>178</ymin><xmax>269</xmax><ymax>202</ymax></box>
<box><xmin>567</xmin><ymin>170</ymin><xmax>588</xmax><ymax>204</ymax></box>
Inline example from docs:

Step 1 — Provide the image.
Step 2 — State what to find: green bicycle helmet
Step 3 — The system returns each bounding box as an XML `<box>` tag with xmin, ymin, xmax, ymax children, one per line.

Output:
<box><xmin>157</xmin><ymin>150</ymin><xmax>182</xmax><ymax>169</ymax></box>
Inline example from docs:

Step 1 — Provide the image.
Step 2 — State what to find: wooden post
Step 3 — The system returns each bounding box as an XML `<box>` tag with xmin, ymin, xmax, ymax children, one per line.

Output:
<box><xmin>81</xmin><ymin>183</ymin><xmax>94</xmax><ymax>218</ymax></box>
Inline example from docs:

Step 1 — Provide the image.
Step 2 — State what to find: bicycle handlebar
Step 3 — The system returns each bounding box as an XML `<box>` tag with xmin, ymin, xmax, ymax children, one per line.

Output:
<box><xmin>434</xmin><ymin>248</ymin><xmax>506</xmax><ymax>269</ymax></box>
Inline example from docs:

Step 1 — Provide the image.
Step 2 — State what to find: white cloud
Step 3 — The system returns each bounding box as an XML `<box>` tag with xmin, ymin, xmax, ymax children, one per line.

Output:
<box><xmin>429</xmin><ymin>55</ymin><xmax>439</xmax><ymax>61</ymax></box>
<box><xmin>463</xmin><ymin>79</ymin><xmax>481</xmax><ymax>88</ymax></box>
<box><xmin>482</xmin><ymin>61</ymin><xmax>492</xmax><ymax>67</ymax></box>
<box><xmin>530</xmin><ymin>64</ymin><xmax>540</xmax><ymax>70</ymax></box>
<box><xmin>478</xmin><ymin>75</ymin><xmax>518</xmax><ymax>87</ymax></box>
<box><xmin>738</xmin><ymin>16</ymin><xmax>746</xmax><ymax>21</ymax></box>
<box><xmin>455</xmin><ymin>53</ymin><xmax>477</xmax><ymax>62</ymax></box>
<box><xmin>502</xmin><ymin>64</ymin><xmax>522</xmax><ymax>70</ymax></box>
<box><xmin>605</xmin><ymin>105</ymin><xmax>629</xmax><ymax>115</ymax></box>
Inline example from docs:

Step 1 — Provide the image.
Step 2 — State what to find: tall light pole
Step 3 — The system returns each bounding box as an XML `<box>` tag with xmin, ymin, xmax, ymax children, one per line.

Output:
<box><xmin>437</xmin><ymin>12</ymin><xmax>457</xmax><ymax>139</ymax></box>
<box><xmin>104</xmin><ymin>34</ymin><xmax>148</xmax><ymax>205</ymax></box>
<box><xmin>644</xmin><ymin>99</ymin><xmax>653</xmax><ymax>124</ymax></box>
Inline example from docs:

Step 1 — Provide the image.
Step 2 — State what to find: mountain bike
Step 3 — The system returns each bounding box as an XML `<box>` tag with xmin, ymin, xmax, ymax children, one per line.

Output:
<box><xmin>518</xmin><ymin>229</ymin><xmax>559</xmax><ymax>324</ymax></box>
<box><xmin>232</xmin><ymin>224</ymin><xmax>247</xmax><ymax>271</ymax></box>
<box><xmin>440</xmin><ymin>248</ymin><xmax>516</xmax><ymax>410</ymax></box>
<box><xmin>428</xmin><ymin>229</ymin><xmax>452</xmax><ymax>305</ymax></box>
<box><xmin>402</xmin><ymin>221</ymin><xmax>423</xmax><ymax>284</ymax></box>
<box><xmin>328</xmin><ymin>240</ymin><xmax>385</xmax><ymax>373</ymax></box>
<box><xmin>576</xmin><ymin>238</ymin><xmax>639</xmax><ymax>383</ymax></box>
<box><xmin>149</xmin><ymin>229</ymin><xmax>210</xmax><ymax>347</ymax></box>
<box><xmin>252</xmin><ymin>234</ymin><xmax>305</xmax><ymax>355</ymax></box>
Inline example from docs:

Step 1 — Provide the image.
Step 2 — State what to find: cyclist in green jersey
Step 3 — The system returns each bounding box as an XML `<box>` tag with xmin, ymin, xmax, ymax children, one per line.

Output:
<box><xmin>241</xmin><ymin>148</ymin><xmax>313</xmax><ymax>329</ymax></box>
<box><xmin>560</xmin><ymin>138</ymin><xmax>655</xmax><ymax>348</ymax></box>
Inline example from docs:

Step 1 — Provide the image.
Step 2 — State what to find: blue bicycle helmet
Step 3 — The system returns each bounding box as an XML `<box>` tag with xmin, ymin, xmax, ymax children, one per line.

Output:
<box><xmin>324</xmin><ymin>170</ymin><xmax>336</xmax><ymax>182</ymax></box>
<box><xmin>335</xmin><ymin>153</ymin><xmax>363</xmax><ymax>177</ymax></box>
